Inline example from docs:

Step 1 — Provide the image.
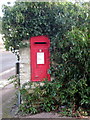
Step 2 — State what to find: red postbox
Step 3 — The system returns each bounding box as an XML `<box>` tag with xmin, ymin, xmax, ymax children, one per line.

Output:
<box><xmin>30</xmin><ymin>35</ymin><xmax>50</xmax><ymax>81</ymax></box>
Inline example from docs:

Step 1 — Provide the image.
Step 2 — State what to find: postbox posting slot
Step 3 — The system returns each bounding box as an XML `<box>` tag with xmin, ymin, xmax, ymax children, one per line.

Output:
<box><xmin>34</xmin><ymin>42</ymin><xmax>47</xmax><ymax>44</ymax></box>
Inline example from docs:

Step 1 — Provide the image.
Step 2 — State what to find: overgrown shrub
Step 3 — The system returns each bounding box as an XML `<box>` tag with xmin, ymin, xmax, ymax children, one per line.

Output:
<box><xmin>19</xmin><ymin>28</ymin><xmax>90</xmax><ymax>116</ymax></box>
<box><xmin>2</xmin><ymin>2</ymin><xmax>89</xmax><ymax>51</ymax></box>
<box><xmin>51</xmin><ymin>28</ymin><xmax>90</xmax><ymax>110</ymax></box>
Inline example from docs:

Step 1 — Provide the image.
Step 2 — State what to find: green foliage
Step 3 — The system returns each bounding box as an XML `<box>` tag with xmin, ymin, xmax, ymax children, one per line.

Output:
<box><xmin>8</xmin><ymin>75</ymin><xmax>20</xmax><ymax>88</ymax></box>
<box><xmin>2</xmin><ymin>2</ymin><xmax>89</xmax><ymax>51</ymax></box>
<box><xmin>19</xmin><ymin>27</ymin><xmax>90</xmax><ymax>116</ymax></box>
<box><xmin>51</xmin><ymin>27</ymin><xmax>90</xmax><ymax>107</ymax></box>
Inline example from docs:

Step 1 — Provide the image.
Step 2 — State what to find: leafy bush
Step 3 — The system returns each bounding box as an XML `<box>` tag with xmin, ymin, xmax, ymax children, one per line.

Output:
<box><xmin>19</xmin><ymin>28</ymin><xmax>90</xmax><ymax>116</ymax></box>
<box><xmin>51</xmin><ymin>28</ymin><xmax>90</xmax><ymax>109</ymax></box>
<box><xmin>2</xmin><ymin>2</ymin><xmax>89</xmax><ymax>51</ymax></box>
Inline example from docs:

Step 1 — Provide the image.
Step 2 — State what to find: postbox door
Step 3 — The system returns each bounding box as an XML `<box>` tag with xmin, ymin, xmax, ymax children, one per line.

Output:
<box><xmin>31</xmin><ymin>48</ymin><xmax>50</xmax><ymax>81</ymax></box>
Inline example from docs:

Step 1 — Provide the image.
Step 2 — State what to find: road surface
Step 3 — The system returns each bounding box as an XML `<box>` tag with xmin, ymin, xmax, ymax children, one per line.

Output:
<box><xmin>0</xmin><ymin>51</ymin><xmax>17</xmax><ymax>118</ymax></box>
<box><xmin>0</xmin><ymin>51</ymin><xmax>17</xmax><ymax>87</ymax></box>
<box><xmin>0</xmin><ymin>51</ymin><xmax>17</xmax><ymax>72</ymax></box>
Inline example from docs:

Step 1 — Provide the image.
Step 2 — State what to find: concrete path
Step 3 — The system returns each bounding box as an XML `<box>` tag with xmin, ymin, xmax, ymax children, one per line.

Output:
<box><xmin>1</xmin><ymin>84</ymin><xmax>17</xmax><ymax>118</ymax></box>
